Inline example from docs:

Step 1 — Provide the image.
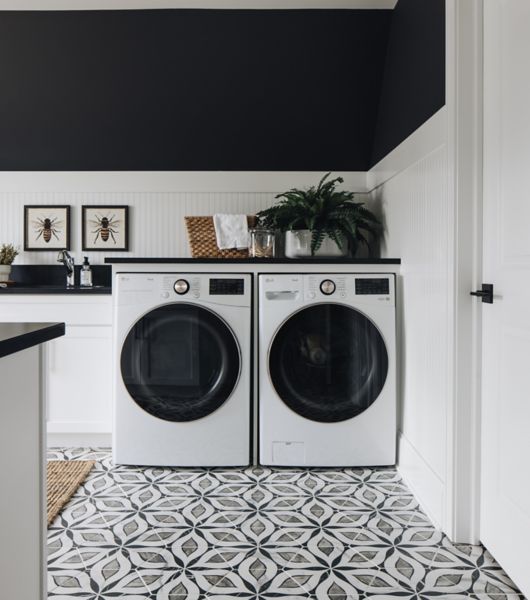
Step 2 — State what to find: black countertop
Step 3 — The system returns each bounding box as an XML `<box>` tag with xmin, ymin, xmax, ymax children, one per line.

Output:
<box><xmin>0</xmin><ymin>322</ymin><xmax>65</xmax><ymax>359</ymax></box>
<box><xmin>105</xmin><ymin>257</ymin><xmax>401</xmax><ymax>264</ymax></box>
<box><xmin>1</xmin><ymin>265</ymin><xmax>112</xmax><ymax>294</ymax></box>
<box><xmin>0</xmin><ymin>285</ymin><xmax>112</xmax><ymax>295</ymax></box>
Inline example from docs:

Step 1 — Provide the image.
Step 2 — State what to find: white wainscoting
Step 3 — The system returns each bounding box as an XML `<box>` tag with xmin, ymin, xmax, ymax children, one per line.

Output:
<box><xmin>0</xmin><ymin>171</ymin><xmax>366</xmax><ymax>265</ymax></box>
<box><xmin>0</xmin><ymin>191</ymin><xmax>274</xmax><ymax>264</ymax></box>
<box><xmin>369</xmin><ymin>109</ymin><xmax>452</xmax><ymax>530</ymax></box>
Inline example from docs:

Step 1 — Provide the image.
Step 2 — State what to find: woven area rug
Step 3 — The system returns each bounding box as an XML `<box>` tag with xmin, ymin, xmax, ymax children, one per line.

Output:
<box><xmin>47</xmin><ymin>460</ymin><xmax>94</xmax><ymax>526</ymax></box>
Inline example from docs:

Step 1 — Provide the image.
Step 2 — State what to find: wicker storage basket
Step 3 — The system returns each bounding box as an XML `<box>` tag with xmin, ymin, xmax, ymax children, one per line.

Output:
<box><xmin>184</xmin><ymin>215</ymin><xmax>256</xmax><ymax>258</ymax></box>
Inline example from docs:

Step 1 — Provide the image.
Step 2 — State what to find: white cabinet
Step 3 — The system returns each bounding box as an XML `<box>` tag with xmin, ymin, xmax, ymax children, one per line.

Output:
<box><xmin>0</xmin><ymin>295</ymin><xmax>112</xmax><ymax>442</ymax></box>
<box><xmin>47</xmin><ymin>325</ymin><xmax>112</xmax><ymax>434</ymax></box>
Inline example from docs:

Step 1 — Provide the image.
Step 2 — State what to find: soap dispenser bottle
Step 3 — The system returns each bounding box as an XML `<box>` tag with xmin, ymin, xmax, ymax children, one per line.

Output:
<box><xmin>80</xmin><ymin>256</ymin><xmax>93</xmax><ymax>287</ymax></box>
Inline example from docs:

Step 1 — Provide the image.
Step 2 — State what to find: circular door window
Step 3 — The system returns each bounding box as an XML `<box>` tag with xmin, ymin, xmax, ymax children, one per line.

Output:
<box><xmin>269</xmin><ymin>304</ymin><xmax>388</xmax><ymax>423</ymax></box>
<box><xmin>121</xmin><ymin>303</ymin><xmax>240</xmax><ymax>422</ymax></box>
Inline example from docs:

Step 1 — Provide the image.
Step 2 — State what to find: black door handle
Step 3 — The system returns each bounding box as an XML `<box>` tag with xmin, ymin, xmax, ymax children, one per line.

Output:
<box><xmin>470</xmin><ymin>283</ymin><xmax>494</xmax><ymax>304</ymax></box>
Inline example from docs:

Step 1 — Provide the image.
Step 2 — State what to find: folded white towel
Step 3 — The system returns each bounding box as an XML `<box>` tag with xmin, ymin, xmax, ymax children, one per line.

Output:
<box><xmin>213</xmin><ymin>214</ymin><xmax>249</xmax><ymax>250</ymax></box>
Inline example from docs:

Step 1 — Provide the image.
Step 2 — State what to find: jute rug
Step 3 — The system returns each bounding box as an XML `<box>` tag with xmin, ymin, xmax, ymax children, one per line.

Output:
<box><xmin>47</xmin><ymin>460</ymin><xmax>95</xmax><ymax>526</ymax></box>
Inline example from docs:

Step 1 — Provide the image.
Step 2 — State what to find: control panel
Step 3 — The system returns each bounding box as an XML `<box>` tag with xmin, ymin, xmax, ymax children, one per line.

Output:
<box><xmin>162</xmin><ymin>275</ymin><xmax>201</xmax><ymax>299</ymax></box>
<box><xmin>304</xmin><ymin>274</ymin><xmax>393</xmax><ymax>303</ymax></box>
<box><xmin>259</xmin><ymin>273</ymin><xmax>394</xmax><ymax>307</ymax></box>
<box><xmin>307</xmin><ymin>275</ymin><xmax>347</xmax><ymax>299</ymax></box>
<box><xmin>117</xmin><ymin>273</ymin><xmax>251</xmax><ymax>307</ymax></box>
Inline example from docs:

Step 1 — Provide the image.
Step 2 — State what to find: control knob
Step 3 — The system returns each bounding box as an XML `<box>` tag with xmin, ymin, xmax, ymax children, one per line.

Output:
<box><xmin>320</xmin><ymin>279</ymin><xmax>336</xmax><ymax>295</ymax></box>
<box><xmin>174</xmin><ymin>279</ymin><xmax>190</xmax><ymax>295</ymax></box>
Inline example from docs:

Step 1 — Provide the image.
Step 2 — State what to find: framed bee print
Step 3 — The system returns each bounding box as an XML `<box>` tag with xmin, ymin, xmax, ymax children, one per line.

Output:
<box><xmin>24</xmin><ymin>205</ymin><xmax>71</xmax><ymax>251</ymax></box>
<box><xmin>82</xmin><ymin>205</ymin><xmax>129</xmax><ymax>251</ymax></box>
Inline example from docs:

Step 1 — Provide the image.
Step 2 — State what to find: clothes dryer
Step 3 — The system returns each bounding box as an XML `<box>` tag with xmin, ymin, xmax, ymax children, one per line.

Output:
<box><xmin>259</xmin><ymin>273</ymin><xmax>396</xmax><ymax>466</ymax></box>
<box><xmin>114</xmin><ymin>272</ymin><xmax>251</xmax><ymax>466</ymax></box>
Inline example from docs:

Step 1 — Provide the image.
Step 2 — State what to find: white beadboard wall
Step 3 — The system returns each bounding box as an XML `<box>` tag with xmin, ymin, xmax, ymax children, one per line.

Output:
<box><xmin>0</xmin><ymin>192</ymin><xmax>278</xmax><ymax>264</ymax></box>
<box><xmin>0</xmin><ymin>172</ymin><xmax>367</xmax><ymax>264</ymax></box>
<box><xmin>368</xmin><ymin>107</ymin><xmax>453</xmax><ymax>530</ymax></box>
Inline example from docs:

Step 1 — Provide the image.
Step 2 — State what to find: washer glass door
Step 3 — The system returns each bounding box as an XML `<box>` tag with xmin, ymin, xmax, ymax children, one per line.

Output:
<box><xmin>269</xmin><ymin>303</ymin><xmax>388</xmax><ymax>422</ymax></box>
<box><xmin>121</xmin><ymin>303</ymin><xmax>240</xmax><ymax>422</ymax></box>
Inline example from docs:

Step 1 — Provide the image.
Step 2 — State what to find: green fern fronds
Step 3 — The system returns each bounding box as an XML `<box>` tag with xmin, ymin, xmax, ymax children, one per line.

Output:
<box><xmin>256</xmin><ymin>173</ymin><xmax>382</xmax><ymax>256</ymax></box>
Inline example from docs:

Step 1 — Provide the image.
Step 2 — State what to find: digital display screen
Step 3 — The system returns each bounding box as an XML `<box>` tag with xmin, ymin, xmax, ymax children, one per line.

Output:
<box><xmin>209</xmin><ymin>278</ymin><xmax>245</xmax><ymax>295</ymax></box>
<box><xmin>355</xmin><ymin>278</ymin><xmax>390</xmax><ymax>295</ymax></box>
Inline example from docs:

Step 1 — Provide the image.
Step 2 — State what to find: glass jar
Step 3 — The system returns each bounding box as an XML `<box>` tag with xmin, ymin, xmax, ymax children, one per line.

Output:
<box><xmin>248</xmin><ymin>228</ymin><xmax>276</xmax><ymax>258</ymax></box>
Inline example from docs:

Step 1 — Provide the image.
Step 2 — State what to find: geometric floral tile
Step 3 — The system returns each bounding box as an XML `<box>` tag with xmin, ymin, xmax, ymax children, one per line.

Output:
<box><xmin>47</xmin><ymin>448</ymin><xmax>525</xmax><ymax>600</ymax></box>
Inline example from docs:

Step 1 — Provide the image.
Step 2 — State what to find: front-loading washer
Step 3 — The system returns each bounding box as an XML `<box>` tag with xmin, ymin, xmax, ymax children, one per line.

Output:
<box><xmin>114</xmin><ymin>272</ymin><xmax>251</xmax><ymax>466</ymax></box>
<box><xmin>259</xmin><ymin>273</ymin><xmax>396</xmax><ymax>467</ymax></box>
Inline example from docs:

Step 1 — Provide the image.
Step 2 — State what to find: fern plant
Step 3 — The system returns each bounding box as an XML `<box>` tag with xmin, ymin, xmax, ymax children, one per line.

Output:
<box><xmin>256</xmin><ymin>173</ymin><xmax>381</xmax><ymax>255</ymax></box>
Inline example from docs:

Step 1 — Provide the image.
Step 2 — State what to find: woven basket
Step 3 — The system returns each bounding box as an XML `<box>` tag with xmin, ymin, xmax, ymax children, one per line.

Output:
<box><xmin>185</xmin><ymin>216</ymin><xmax>256</xmax><ymax>258</ymax></box>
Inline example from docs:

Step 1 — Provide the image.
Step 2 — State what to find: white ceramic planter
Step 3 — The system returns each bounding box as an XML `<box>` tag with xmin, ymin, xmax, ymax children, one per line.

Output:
<box><xmin>284</xmin><ymin>230</ymin><xmax>348</xmax><ymax>259</ymax></box>
<box><xmin>0</xmin><ymin>265</ymin><xmax>11</xmax><ymax>282</ymax></box>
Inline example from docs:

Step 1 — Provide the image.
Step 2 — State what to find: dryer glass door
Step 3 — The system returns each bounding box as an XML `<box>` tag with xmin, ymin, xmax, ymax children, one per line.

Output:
<box><xmin>121</xmin><ymin>303</ymin><xmax>240</xmax><ymax>421</ymax></box>
<box><xmin>269</xmin><ymin>304</ymin><xmax>388</xmax><ymax>422</ymax></box>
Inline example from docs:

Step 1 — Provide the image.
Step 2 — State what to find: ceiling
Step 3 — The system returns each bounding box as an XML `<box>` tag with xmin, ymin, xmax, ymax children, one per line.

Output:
<box><xmin>0</xmin><ymin>0</ymin><xmax>398</xmax><ymax>10</ymax></box>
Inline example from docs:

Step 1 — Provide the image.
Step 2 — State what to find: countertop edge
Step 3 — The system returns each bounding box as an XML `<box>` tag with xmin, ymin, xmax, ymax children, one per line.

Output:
<box><xmin>0</xmin><ymin>322</ymin><xmax>65</xmax><ymax>359</ymax></box>
<box><xmin>0</xmin><ymin>287</ymin><xmax>112</xmax><ymax>295</ymax></box>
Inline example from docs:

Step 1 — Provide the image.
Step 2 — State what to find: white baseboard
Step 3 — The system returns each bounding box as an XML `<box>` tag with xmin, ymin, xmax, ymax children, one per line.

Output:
<box><xmin>397</xmin><ymin>431</ymin><xmax>445</xmax><ymax>530</ymax></box>
<box><xmin>47</xmin><ymin>433</ymin><xmax>112</xmax><ymax>448</ymax></box>
<box><xmin>47</xmin><ymin>421</ymin><xmax>111</xmax><ymax>434</ymax></box>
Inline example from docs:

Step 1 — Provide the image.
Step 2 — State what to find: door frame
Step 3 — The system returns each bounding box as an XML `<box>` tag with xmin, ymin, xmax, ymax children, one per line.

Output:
<box><xmin>445</xmin><ymin>0</ymin><xmax>484</xmax><ymax>544</ymax></box>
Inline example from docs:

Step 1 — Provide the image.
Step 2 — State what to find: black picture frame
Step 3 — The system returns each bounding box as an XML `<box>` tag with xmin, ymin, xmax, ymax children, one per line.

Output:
<box><xmin>24</xmin><ymin>205</ymin><xmax>71</xmax><ymax>251</ymax></box>
<box><xmin>82</xmin><ymin>205</ymin><xmax>129</xmax><ymax>252</ymax></box>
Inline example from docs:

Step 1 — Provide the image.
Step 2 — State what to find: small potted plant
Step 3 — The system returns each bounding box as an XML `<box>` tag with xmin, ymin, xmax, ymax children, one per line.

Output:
<box><xmin>0</xmin><ymin>243</ymin><xmax>19</xmax><ymax>282</ymax></box>
<box><xmin>256</xmin><ymin>173</ymin><xmax>381</xmax><ymax>258</ymax></box>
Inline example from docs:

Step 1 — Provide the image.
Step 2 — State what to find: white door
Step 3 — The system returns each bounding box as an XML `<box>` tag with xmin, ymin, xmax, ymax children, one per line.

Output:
<box><xmin>480</xmin><ymin>1</ymin><xmax>530</xmax><ymax>595</ymax></box>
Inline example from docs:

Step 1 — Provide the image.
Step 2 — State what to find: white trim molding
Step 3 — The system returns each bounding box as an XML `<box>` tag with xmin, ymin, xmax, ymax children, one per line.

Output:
<box><xmin>0</xmin><ymin>1</ymin><xmax>398</xmax><ymax>10</ymax></box>
<box><xmin>47</xmin><ymin>421</ymin><xmax>111</xmax><ymax>434</ymax></box>
<box><xmin>47</xmin><ymin>433</ymin><xmax>112</xmax><ymax>448</ymax></box>
<box><xmin>0</xmin><ymin>171</ymin><xmax>368</xmax><ymax>194</ymax></box>
<box><xmin>444</xmin><ymin>0</ymin><xmax>483</xmax><ymax>545</ymax></box>
<box><xmin>367</xmin><ymin>107</ymin><xmax>447</xmax><ymax>192</ymax></box>
<box><xmin>397</xmin><ymin>432</ymin><xmax>445</xmax><ymax>529</ymax></box>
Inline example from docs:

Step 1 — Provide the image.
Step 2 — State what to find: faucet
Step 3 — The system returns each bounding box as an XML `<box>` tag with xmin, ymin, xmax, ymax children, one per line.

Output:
<box><xmin>57</xmin><ymin>250</ymin><xmax>75</xmax><ymax>287</ymax></box>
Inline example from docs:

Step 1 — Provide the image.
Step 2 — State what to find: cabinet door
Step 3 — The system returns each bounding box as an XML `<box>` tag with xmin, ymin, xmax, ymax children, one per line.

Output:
<box><xmin>47</xmin><ymin>326</ymin><xmax>112</xmax><ymax>433</ymax></box>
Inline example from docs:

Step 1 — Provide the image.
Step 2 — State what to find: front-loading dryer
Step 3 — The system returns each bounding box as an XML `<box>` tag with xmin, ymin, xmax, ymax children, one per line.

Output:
<box><xmin>114</xmin><ymin>272</ymin><xmax>251</xmax><ymax>466</ymax></box>
<box><xmin>259</xmin><ymin>273</ymin><xmax>396</xmax><ymax>467</ymax></box>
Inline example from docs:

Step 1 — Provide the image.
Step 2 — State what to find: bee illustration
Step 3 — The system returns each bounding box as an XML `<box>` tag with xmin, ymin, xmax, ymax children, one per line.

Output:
<box><xmin>90</xmin><ymin>213</ymin><xmax>121</xmax><ymax>244</ymax></box>
<box><xmin>33</xmin><ymin>216</ymin><xmax>63</xmax><ymax>243</ymax></box>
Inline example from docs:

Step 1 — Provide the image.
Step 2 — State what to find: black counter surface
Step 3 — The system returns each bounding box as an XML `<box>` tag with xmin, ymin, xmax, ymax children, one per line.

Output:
<box><xmin>105</xmin><ymin>257</ymin><xmax>401</xmax><ymax>264</ymax></box>
<box><xmin>0</xmin><ymin>322</ymin><xmax>65</xmax><ymax>358</ymax></box>
<box><xmin>1</xmin><ymin>265</ymin><xmax>112</xmax><ymax>294</ymax></box>
<box><xmin>0</xmin><ymin>285</ymin><xmax>112</xmax><ymax>295</ymax></box>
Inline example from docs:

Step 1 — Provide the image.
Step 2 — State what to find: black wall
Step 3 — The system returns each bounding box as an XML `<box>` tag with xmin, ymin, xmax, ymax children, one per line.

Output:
<box><xmin>0</xmin><ymin>9</ymin><xmax>391</xmax><ymax>171</ymax></box>
<box><xmin>370</xmin><ymin>0</ymin><xmax>446</xmax><ymax>166</ymax></box>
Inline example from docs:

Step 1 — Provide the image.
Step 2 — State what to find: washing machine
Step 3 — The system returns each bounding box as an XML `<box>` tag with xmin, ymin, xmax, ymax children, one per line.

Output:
<box><xmin>114</xmin><ymin>272</ymin><xmax>251</xmax><ymax>467</ymax></box>
<box><xmin>259</xmin><ymin>273</ymin><xmax>396</xmax><ymax>467</ymax></box>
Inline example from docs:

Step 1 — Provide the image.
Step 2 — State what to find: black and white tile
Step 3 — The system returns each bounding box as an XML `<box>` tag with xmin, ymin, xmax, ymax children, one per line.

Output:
<box><xmin>47</xmin><ymin>449</ymin><xmax>524</xmax><ymax>599</ymax></box>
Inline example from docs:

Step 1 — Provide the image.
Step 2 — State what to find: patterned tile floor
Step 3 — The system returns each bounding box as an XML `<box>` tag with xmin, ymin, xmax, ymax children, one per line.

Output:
<box><xmin>47</xmin><ymin>448</ymin><xmax>524</xmax><ymax>600</ymax></box>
